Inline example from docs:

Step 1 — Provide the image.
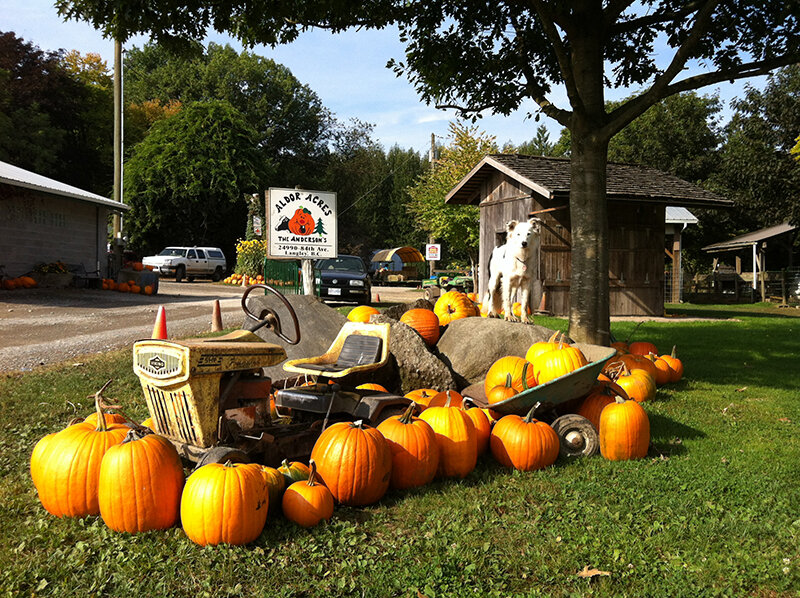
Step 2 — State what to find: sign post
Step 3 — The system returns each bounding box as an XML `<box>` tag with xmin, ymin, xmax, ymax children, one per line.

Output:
<box><xmin>425</xmin><ymin>243</ymin><xmax>441</xmax><ymax>278</ymax></box>
<box><xmin>267</xmin><ymin>188</ymin><xmax>338</xmax><ymax>295</ymax></box>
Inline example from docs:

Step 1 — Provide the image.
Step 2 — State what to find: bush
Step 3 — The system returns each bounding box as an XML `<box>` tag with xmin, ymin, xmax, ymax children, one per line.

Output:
<box><xmin>235</xmin><ymin>239</ymin><xmax>268</xmax><ymax>277</ymax></box>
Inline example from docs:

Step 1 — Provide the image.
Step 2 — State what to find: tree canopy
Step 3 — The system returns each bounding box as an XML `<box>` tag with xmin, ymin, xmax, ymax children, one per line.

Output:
<box><xmin>55</xmin><ymin>0</ymin><xmax>800</xmax><ymax>342</ymax></box>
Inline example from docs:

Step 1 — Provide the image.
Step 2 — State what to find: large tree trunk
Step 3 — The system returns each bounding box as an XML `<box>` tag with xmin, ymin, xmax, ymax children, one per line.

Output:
<box><xmin>568</xmin><ymin>128</ymin><xmax>611</xmax><ymax>346</ymax></box>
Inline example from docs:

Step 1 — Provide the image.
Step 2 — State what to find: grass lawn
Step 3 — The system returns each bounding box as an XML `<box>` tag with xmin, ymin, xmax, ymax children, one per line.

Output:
<box><xmin>1</xmin><ymin>304</ymin><xmax>799</xmax><ymax>597</ymax></box>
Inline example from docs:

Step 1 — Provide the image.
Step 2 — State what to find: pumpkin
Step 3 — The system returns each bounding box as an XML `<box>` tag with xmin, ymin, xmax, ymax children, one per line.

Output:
<box><xmin>30</xmin><ymin>432</ymin><xmax>58</xmax><ymax>491</ymax></box>
<box><xmin>434</xmin><ymin>291</ymin><xmax>478</xmax><ymax>326</ymax></box>
<box><xmin>462</xmin><ymin>401</ymin><xmax>491</xmax><ymax>455</ymax></box>
<box><xmin>377</xmin><ymin>402</ymin><xmax>440</xmax><ymax>489</ymax></box>
<box><xmin>288</xmin><ymin>207</ymin><xmax>316</xmax><ymax>235</ymax></box>
<box><xmin>400</xmin><ymin>308</ymin><xmax>440</xmax><ymax>346</ymax></box>
<box><xmin>98</xmin><ymin>428</ymin><xmax>184</xmax><ymax>532</ymax></box>
<box><xmin>141</xmin><ymin>417</ymin><xmax>155</xmax><ymax>430</ymax></box>
<box><xmin>615</xmin><ymin>367</ymin><xmax>656</xmax><ymax>403</ymax></box>
<box><xmin>533</xmin><ymin>345</ymin><xmax>588</xmax><ymax>386</ymax></box>
<box><xmin>278</xmin><ymin>459</ymin><xmax>311</xmax><ymax>487</ymax></box>
<box><xmin>610</xmin><ymin>341</ymin><xmax>629</xmax><ymax>355</ymax></box>
<box><xmin>404</xmin><ymin>388</ymin><xmax>438</xmax><ymax>408</ymax></box>
<box><xmin>33</xmin><ymin>383</ymin><xmax>129</xmax><ymax>517</ymax></box>
<box><xmin>577</xmin><ymin>387</ymin><xmax>617</xmax><ymax>432</ymax></box>
<box><xmin>311</xmin><ymin>420</ymin><xmax>392</xmax><ymax>506</ymax></box>
<box><xmin>1</xmin><ymin>278</ymin><xmax>17</xmax><ymax>290</ymax></box>
<box><xmin>84</xmin><ymin>411</ymin><xmax>128</xmax><ymax>426</ymax></box>
<box><xmin>484</xmin><ymin>356</ymin><xmax>536</xmax><ymax>396</ymax></box>
<box><xmin>129</xmin><ymin>284</ymin><xmax>141</xmax><ymax>294</ymax></box>
<box><xmin>599</xmin><ymin>396</ymin><xmax>650</xmax><ymax>460</ymax></box>
<box><xmin>511</xmin><ymin>302</ymin><xmax>531</xmax><ymax>318</ymax></box>
<box><xmin>19</xmin><ymin>275</ymin><xmax>37</xmax><ymax>288</ymax></box>
<box><xmin>282</xmin><ymin>459</ymin><xmax>335</xmax><ymax>528</ymax></box>
<box><xmin>117</xmin><ymin>283</ymin><xmax>130</xmax><ymax>293</ymax></box>
<box><xmin>610</xmin><ymin>353</ymin><xmax>658</xmax><ymax>381</ymax></box>
<box><xmin>257</xmin><ymin>466</ymin><xmax>285</xmax><ymax>516</ymax></box>
<box><xmin>487</xmin><ymin>373</ymin><xmax>518</xmax><ymax>406</ymax></box>
<box><xmin>426</xmin><ymin>389</ymin><xmax>464</xmax><ymax>409</ymax></box>
<box><xmin>646</xmin><ymin>354</ymin><xmax>673</xmax><ymax>386</ymax></box>
<box><xmin>524</xmin><ymin>331</ymin><xmax>563</xmax><ymax>363</ymax></box>
<box><xmin>180</xmin><ymin>461</ymin><xmax>268</xmax><ymax>546</ymax></box>
<box><xmin>419</xmin><ymin>402</ymin><xmax>477</xmax><ymax>479</ymax></box>
<box><xmin>489</xmin><ymin>405</ymin><xmax>560</xmax><ymax>471</ymax></box>
<box><xmin>628</xmin><ymin>341</ymin><xmax>658</xmax><ymax>356</ymax></box>
<box><xmin>357</xmin><ymin>383</ymin><xmax>388</xmax><ymax>392</ymax></box>
<box><xmin>660</xmin><ymin>346</ymin><xmax>684</xmax><ymax>382</ymax></box>
<box><xmin>348</xmin><ymin>305</ymin><xmax>379</xmax><ymax>323</ymax></box>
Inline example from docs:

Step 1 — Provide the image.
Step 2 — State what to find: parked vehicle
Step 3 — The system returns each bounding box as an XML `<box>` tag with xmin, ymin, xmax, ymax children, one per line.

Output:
<box><xmin>314</xmin><ymin>255</ymin><xmax>371</xmax><ymax>305</ymax></box>
<box><xmin>142</xmin><ymin>246</ymin><xmax>226</xmax><ymax>282</ymax></box>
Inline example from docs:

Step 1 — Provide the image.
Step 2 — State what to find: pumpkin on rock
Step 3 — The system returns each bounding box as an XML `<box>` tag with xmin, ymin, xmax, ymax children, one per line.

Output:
<box><xmin>400</xmin><ymin>308</ymin><xmax>440</xmax><ymax>346</ymax></box>
<box><xmin>311</xmin><ymin>420</ymin><xmax>392</xmax><ymax>506</ymax></box>
<box><xmin>434</xmin><ymin>291</ymin><xmax>478</xmax><ymax>326</ymax></box>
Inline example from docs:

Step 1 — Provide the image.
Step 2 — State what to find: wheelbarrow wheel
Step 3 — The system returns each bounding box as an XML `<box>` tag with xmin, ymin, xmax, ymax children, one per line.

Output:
<box><xmin>551</xmin><ymin>414</ymin><xmax>599</xmax><ymax>459</ymax></box>
<box><xmin>195</xmin><ymin>447</ymin><xmax>250</xmax><ymax>469</ymax></box>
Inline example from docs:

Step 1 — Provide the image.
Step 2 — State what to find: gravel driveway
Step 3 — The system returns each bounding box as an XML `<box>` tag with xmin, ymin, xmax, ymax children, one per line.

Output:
<box><xmin>0</xmin><ymin>282</ymin><xmax>423</xmax><ymax>373</ymax></box>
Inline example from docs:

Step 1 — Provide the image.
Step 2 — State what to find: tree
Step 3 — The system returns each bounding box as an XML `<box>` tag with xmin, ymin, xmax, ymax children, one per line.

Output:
<box><xmin>123</xmin><ymin>100</ymin><xmax>260</xmax><ymax>258</ymax></box>
<box><xmin>57</xmin><ymin>1</ymin><xmax>800</xmax><ymax>343</ymax></box>
<box><xmin>123</xmin><ymin>42</ymin><xmax>331</xmax><ymax>188</ymax></box>
<box><xmin>516</xmin><ymin>124</ymin><xmax>558</xmax><ymax>157</ymax></box>
<box><xmin>407</xmin><ymin>122</ymin><xmax>497</xmax><ymax>268</ymax></box>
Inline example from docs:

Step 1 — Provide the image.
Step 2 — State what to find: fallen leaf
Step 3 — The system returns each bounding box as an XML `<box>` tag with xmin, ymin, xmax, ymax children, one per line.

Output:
<box><xmin>577</xmin><ymin>566</ymin><xmax>611</xmax><ymax>578</ymax></box>
<box><xmin>779</xmin><ymin>418</ymin><xmax>792</xmax><ymax>423</ymax></box>
<box><xmin>416</xmin><ymin>591</ymin><xmax>428</xmax><ymax>598</ymax></box>
<box><xmin>735</xmin><ymin>387</ymin><xmax>748</xmax><ymax>392</ymax></box>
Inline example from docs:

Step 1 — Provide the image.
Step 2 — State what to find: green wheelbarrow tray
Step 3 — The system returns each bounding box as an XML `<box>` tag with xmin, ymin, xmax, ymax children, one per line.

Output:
<box><xmin>462</xmin><ymin>343</ymin><xmax>617</xmax><ymax>417</ymax></box>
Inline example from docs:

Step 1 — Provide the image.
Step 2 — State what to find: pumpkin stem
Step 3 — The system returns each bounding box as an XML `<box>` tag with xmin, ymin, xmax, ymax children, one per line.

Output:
<box><xmin>353</xmin><ymin>419</ymin><xmax>364</xmax><ymax>429</ymax></box>
<box><xmin>398</xmin><ymin>402</ymin><xmax>417</xmax><ymax>424</ymax></box>
<box><xmin>671</xmin><ymin>345</ymin><xmax>678</xmax><ymax>358</ymax></box>
<box><xmin>307</xmin><ymin>459</ymin><xmax>318</xmax><ymax>486</ymax></box>
<box><xmin>504</xmin><ymin>373</ymin><xmax>513</xmax><ymax>388</ymax></box>
<box><xmin>523</xmin><ymin>402</ymin><xmax>541</xmax><ymax>423</ymax></box>
<box><xmin>122</xmin><ymin>426</ymin><xmax>152</xmax><ymax>444</ymax></box>
<box><xmin>521</xmin><ymin>362</ymin><xmax>531</xmax><ymax>391</ymax></box>
<box><xmin>444</xmin><ymin>391</ymin><xmax>453</xmax><ymax>408</ymax></box>
<box><xmin>89</xmin><ymin>379</ymin><xmax>114</xmax><ymax>432</ymax></box>
<box><xmin>614</xmin><ymin>395</ymin><xmax>627</xmax><ymax>404</ymax></box>
<box><xmin>547</xmin><ymin>330</ymin><xmax>559</xmax><ymax>343</ymax></box>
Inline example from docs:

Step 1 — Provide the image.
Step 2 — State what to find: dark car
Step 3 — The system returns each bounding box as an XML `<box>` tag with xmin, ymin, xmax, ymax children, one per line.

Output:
<box><xmin>315</xmin><ymin>255</ymin><xmax>372</xmax><ymax>304</ymax></box>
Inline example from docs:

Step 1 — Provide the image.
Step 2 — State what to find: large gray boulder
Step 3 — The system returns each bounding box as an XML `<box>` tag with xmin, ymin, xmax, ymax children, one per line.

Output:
<box><xmin>436</xmin><ymin>317</ymin><xmax>558</xmax><ymax>389</ymax></box>
<box><xmin>242</xmin><ymin>294</ymin><xmax>347</xmax><ymax>380</ymax></box>
<box><xmin>380</xmin><ymin>298</ymin><xmax>435</xmax><ymax>321</ymax></box>
<box><xmin>370</xmin><ymin>314</ymin><xmax>458</xmax><ymax>394</ymax></box>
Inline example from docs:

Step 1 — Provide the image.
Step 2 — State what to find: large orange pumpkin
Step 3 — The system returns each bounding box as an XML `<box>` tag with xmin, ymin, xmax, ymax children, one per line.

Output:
<box><xmin>599</xmin><ymin>396</ymin><xmax>650</xmax><ymax>460</ymax></box>
<box><xmin>577</xmin><ymin>387</ymin><xmax>617</xmax><ymax>432</ymax></box>
<box><xmin>434</xmin><ymin>291</ymin><xmax>478</xmax><ymax>326</ymax></box>
<box><xmin>534</xmin><ymin>345</ymin><xmax>588</xmax><ymax>385</ymax></box>
<box><xmin>377</xmin><ymin>403</ymin><xmax>440</xmax><ymax>489</ymax></box>
<box><xmin>180</xmin><ymin>462</ymin><xmax>268</xmax><ymax>546</ymax></box>
<box><xmin>33</xmin><ymin>391</ymin><xmax>129</xmax><ymax>517</ymax></box>
<box><xmin>400</xmin><ymin>308</ymin><xmax>441</xmax><ymax>346</ymax></box>
<box><xmin>489</xmin><ymin>405</ymin><xmax>560</xmax><ymax>471</ymax></box>
<box><xmin>311</xmin><ymin>420</ymin><xmax>392</xmax><ymax>506</ymax></box>
<box><xmin>484</xmin><ymin>356</ymin><xmax>536</xmax><ymax>396</ymax></box>
<box><xmin>98</xmin><ymin>429</ymin><xmax>185</xmax><ymax>532</ymax></box>
<box><xmin>282</xmin><ymin>459</ymin><xmax>335</xmax><ymax>528</ymax></box>
<box><xmin>426</xmin><ymin>389</ymin><xmax>464</xmax><ymax>409</ymax></box>
<box><xmin>616</xmin><ymin>367</ymin><xmax>656</xmax><ymax>403</ymax></box>
<box><xmin>419</xmin><ymin>403</ymin><xmax>477</xmax><ymax>479</ymax></box>
<box><xmin>288</xmin><ymin>208</ymin><xmax>315</xmax><ymax>235</ymax></box>
<box><xmin>524</xmin><ymin>331</ymin><xmax>563</xmax><ymax>363</ymax></box>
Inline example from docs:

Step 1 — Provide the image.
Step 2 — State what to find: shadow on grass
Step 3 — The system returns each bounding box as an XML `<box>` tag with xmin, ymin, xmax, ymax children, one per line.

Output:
<box><xmin>667</xmin><ymin>304</ymin><xmax>800</xmax><ymax>320</ymax></box>
<box><xmin>648</xmin><ymin>412</ymin><xmax>706</xmax><ymax>457</ymax></box>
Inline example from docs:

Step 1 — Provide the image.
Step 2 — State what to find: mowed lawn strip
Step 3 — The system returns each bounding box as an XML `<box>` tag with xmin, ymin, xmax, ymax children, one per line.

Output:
<box><xmin>1</xmin><ymin>305</ymin><xmax>799</xmax><ymax>597</ymax></box>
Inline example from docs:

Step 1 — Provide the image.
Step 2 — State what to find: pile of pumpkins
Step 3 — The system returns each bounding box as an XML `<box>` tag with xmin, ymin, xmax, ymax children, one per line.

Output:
<box><xmin>1</xmin><ymin>275</ymin><xmax>37</xmax><ymax>290</ymax></box>
<box><xmin>223</xmin><ymin>273</ymin><xmax>265</xmax><ymax>286</ymax></box>
<box><xmin>100</xmin><ymin>278</ymin><xmax>155</xmax><ymax>295</ymax></box>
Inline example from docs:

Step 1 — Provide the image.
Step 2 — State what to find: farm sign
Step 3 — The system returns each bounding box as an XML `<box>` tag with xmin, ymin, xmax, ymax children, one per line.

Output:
<box><xmin>267</xmin><ymin>188</ymin><xmax>337</xmax><ymax>259</ymax></box>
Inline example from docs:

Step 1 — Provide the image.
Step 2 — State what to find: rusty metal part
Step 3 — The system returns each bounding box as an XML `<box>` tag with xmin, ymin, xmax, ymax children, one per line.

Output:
<box><xmin>241</xmin><ymin>284</ymin><xmax>301</xmax><ymax>345</ymax></box>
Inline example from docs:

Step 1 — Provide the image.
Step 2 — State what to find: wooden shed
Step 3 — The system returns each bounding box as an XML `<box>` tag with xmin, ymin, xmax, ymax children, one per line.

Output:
<box><xmin>445</xmin><ymin>154</ymin><xmax>732</xmax><ymax>316</ymax></box>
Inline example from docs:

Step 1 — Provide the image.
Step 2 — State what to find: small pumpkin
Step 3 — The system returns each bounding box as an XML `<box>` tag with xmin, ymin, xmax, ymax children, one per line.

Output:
<box><xmin>377</xmin><ymin>402</ymin><xmax>440</xmax><ymax>489</ymax></box>
<box><xmin>426</xmin><ymin>389</ymin><xmax>464</xmax><ymax>409</ymax></box>
<box><xmin>311</xmin><ymin>420</ymin><xmax>392</xmax><ymax>506</ymax></box>
<box><xmin>489</xmin><ymin>405</ymin><xmax>560</xmax><ymax>471</ymax></box>
<box><xmin>282</xmin><ymin>459</ymin><xmax>335</xmax><ymax>528</ymax></box>
<box><xmin>615</xmin><ymin>366</ymin><xmax>656</xmax><ymax>403</ymax></box>
<box><xmin>278</xmin><ymin>459</ymin><xmax>311</xmax><ymax>487</ymax></box>
<box><xmin>180</xmin><ymin>461</ymin><xmax>268</xmax><ymax>546</ymax></box>
<box><xmin>533</xmin><ymin>344</ymin><xmax>588</xmax><ymax>386</ymax></box>
<box><xmin>599</xmin><ymin>396</ymin><xmax>650</xmax><ymax>460</ymax></box>
<box><xmin>628</xmin><ymin>341</ymin><xmax>658</xmax><ymax>356</ymax></box>
<box><xmin>487</xmin><ymin>373</ymin><xmax>518</xmax><ymax>406</ymax></box>
<box><xmin>84</xmin><ymin>411</ymin><xmax>128</xmax><ymax>426</ymax></box>
<box><xmin>646</xmin><ymin>354</ymin><xmax>673</xmax><ymax>386</ymax></box>
<box><xmin>348</xmin><ymin>305</ymin><xmax>379</xmax><ymax>323</ymax></box>
<box><xmin>434</xmin><ymin>291</ymin><xmax>479</xmax><ymax>326</ymax></box>
<box><xmin>462</xmin><ymin>400</ymin><xmax>491</xmax><ymax>455</ymax></box>
<box><xmin>257</xmin><ymin>465</ymin><xmax>286</xmax><ymax>516</ymax></box>
<box><xmin>404</xmin><ymin>388</ymin><xmax>438</xmax><ymax>408</ymax></box>
<box><xmin>419</xmin><ymin>400</ymin><xmax>477</xmax><ymax>479</ymax></box>
<box><xmin>659</xmin><ymin>346</ymin><xmax>684</xmax><ymax>382</ymax></box>
<box><xmin>400</xmin><ymin>308</ymin><xmax>441</xmax><ymax>346</ymax></box>
<box><xmin>484</xmin><ymin>356</ymin><xmax>536</xmax><ymax>396</ymax></box>
<box><xmin>577</xmin><ymin>387</ymin><xmax>617</xmax><ymax>432</ymax></box>
<box><xmin>98</xmin><ymin>428</ymin><xmax>185</xmax><ymax>533</ymax></box>
<box><xmin>356</xmin><ymin>383</ymin><xmax>388</xmax><ymax>392</ymax></box>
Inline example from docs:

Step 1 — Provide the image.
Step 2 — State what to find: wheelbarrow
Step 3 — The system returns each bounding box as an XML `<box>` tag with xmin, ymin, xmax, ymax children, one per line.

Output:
<box><xmin>461</xmin><ymin>343</ymin><xmax>617</xmax><ymax>459</ymax></box>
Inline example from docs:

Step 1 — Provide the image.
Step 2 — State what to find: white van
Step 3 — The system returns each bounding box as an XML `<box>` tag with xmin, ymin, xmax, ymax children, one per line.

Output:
<box><xmin>142</xmin><ymin>246</ymin><xmax>227</xmax><ymax>282</ymax></box>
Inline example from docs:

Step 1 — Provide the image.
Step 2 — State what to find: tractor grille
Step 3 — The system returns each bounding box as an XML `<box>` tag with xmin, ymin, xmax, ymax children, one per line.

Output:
<box><xmin>143</xmin><ymin>383</ymin><xmax>202</xmax><ymax>445</ymax></box>
<box><xmin>135</xmin><ymin>349</ymin><xmax>183</xmax><ymax>379</ymax></box>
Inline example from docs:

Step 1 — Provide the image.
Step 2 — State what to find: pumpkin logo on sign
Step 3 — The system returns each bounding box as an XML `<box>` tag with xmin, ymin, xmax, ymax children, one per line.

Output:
<box><xmin>274</xmin><ymin>207</ymin><xmax>327</xmax><ymax>236</ymax></box>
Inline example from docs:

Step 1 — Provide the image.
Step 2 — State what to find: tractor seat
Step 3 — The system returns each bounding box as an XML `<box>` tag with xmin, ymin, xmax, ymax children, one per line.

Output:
<box><xmin>283</xmin><ymin>321</ymin><xmax>390</xmax><ymax>378</ymax></box>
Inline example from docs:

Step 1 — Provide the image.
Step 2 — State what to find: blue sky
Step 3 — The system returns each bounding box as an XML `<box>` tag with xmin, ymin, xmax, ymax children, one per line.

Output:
<box><xmin>5</xmin><ymin>1</ymin><xmax>767</xmax><ymax>155</ymax></box>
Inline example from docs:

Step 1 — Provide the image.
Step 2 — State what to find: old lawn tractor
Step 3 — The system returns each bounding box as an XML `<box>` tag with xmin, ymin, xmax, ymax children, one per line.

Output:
<box><xmin>132</xmin><ymin>284</ymin><xmax>411</xmax><ymax>467</ymax></box>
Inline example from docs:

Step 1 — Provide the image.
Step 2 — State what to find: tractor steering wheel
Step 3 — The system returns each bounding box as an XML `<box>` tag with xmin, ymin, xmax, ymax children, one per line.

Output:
<box><xmin>241</xmin><ymin>284</ymin><xmax>301</xmax><ymax>345</ymax></box>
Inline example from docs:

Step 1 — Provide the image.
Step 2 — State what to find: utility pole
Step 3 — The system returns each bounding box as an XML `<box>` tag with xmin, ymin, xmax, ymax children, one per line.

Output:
<box><xmin>112</xmin><ymin>39</ymin><xmax>123</xmax><ymax>276</ymax></box>
<box><xmin>428</xmin><ymin>132</ymin><xmax>436</xmax><ymax>278</ymax></box>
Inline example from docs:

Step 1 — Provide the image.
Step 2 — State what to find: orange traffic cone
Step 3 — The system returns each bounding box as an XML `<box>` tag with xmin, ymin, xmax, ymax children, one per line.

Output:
<box><xmin>211</xmin><ymin>299</ymin><xmax>223</xmax><ymax>332</ymax></box>
<box><xmin>535</xmin><ymin>291</ymin><xmax>549</xmax><ymax>315</ymax></box>
<box><xmin>152</xmin><ymin>305</ymin><xmax>168</xmax><ymax>339</ymax></box>
<box><xmin>375</xmin><ymin>293</ymin><xmax>380</xmax><ymax>303</ymax></box>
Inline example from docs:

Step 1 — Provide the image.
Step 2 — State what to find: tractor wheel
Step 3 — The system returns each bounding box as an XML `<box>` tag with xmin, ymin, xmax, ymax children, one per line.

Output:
<box><xmin>551</xmin><ymin>414</ymin><xmax>599</xmax><ymax>459</ymax></box>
